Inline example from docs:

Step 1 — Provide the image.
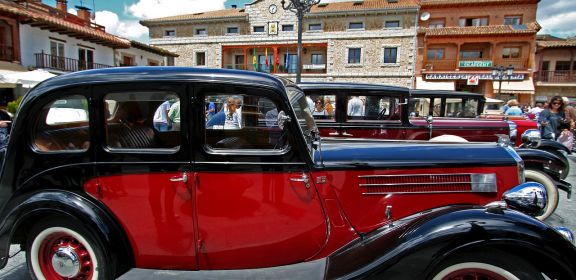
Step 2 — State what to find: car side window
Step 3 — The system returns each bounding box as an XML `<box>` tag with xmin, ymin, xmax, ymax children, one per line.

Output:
<box><xmin>307</xmin><ymin>94</ymin><xmax>336</xmax><ymax>121</ymax></box>
<box><xmin>33</xmin><ymin>95</ymin><xmax>90</xmax><ymax>152</ymax></box>
<box><xmin>347</xmin><ymin>95</ymin><xmax>401</xmax><ymax>122</ymax></box>
<box><xmin>204</xmin><ymin>90</ymin><xmax>288</xmax><ymax>151</ymax></box>
<box><xmin>104</xmin><ymin>91</ymin><xmax>180</xmax><ymax>151</ymax></box>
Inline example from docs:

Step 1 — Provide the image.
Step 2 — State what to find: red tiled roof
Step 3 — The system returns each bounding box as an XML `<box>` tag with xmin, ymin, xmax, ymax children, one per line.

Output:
<box><xmin>310</xmin><ymin>0</ymin><xmax>419</xmax><ymax>13</ymax></box>
<box><xmin>419</xmin><ymin>22</ymin><xmax>540</xmax><ymax>36</ymax></box>
<box><xmin>140</xmin><ymin>8</ymin><xmax>247</xmax><ymax>24</ymax></box>
<box><xmin>421</xmin><ymin>0</ymin><xmax>539</xmax><ymax>6</ymax></box>
<box><xmin>0</xmin><ymin>0</ymin><xmax>130</xmax><ymax>48</ymax></box>
<box><xmin>537</xmin><ymin>40</ymin><xmax>576</xmax><ymax>48</ymax></box>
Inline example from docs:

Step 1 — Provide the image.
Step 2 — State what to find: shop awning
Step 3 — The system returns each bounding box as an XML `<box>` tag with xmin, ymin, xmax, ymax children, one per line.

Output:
<box><xmin>492</xmin><ymin>78</ymin><xmax>535</xmax><ymax>95</ymax></box>
<box><xmin>416</xmin><ymin>77</ymin><xmax>455</xmax><ymax>91</ymax></box>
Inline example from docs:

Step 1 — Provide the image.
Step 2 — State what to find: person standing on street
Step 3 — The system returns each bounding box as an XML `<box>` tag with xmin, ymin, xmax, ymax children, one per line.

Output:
<box><xmin>539</xmin><ymin>96</ymin><xmax>565</xmax><ymax>140</ymax></box>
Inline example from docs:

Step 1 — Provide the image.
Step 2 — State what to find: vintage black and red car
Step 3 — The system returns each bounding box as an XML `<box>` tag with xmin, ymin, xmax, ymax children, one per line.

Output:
<box><xmin>301</xmin><ymin>83</ymin><xmax>571</xmax><ymax>220</ymax></box>
<box><xmin>0</xmin><ymin>67</ymin><xmax>574</xmax><ymax>280</ymax></box>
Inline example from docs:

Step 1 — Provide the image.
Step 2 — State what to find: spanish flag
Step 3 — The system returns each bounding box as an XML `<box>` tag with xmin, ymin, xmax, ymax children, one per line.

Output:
<box><xmin>253</xmin><ymin>48</ymin><xmax>257</xmax><ymax>71</ymax></box>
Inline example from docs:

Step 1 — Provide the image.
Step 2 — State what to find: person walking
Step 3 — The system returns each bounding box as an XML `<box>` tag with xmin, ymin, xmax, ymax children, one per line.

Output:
<box><xmin>539</xmin><ymin>96</ymin><xmax>566</xmax><ymax>140</ymax></box>
<box><xmin>504</xmin><ymin>99</ymin><xmax>523</xmax><ymax>116</ymax></box>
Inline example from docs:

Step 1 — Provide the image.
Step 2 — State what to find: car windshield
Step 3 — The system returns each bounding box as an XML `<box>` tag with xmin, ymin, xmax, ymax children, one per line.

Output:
<box><xmin>287</xmin><ymin>87</ymin><xmax>318</xmax><ymax>155</ymax></box>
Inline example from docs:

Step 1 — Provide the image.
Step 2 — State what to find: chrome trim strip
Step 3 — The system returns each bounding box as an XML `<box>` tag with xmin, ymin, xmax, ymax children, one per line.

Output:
<box><xmin>195</xmin><ymin>162</ymin><xmax>306</xmax><ymax>165</ymax></box>
<box><xmin>360</xmin><ymin>182</ymin><xmax>477</xmax><ymax>186</ymax></box>
<box><xmin>358</xmin><ymin>173</ymin><xmax>487</xmax><ymax>178</ymax></box>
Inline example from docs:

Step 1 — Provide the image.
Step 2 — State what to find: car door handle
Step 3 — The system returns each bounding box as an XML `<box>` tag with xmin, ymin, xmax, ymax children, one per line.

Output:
<box><xmin>170</xmin><ymin>173</ymin><xmax>188</xmax><ymax>183</ymax></box>
<box><xmin>290</xmin><ymin>173</ymin><xmax>310</xmax><ymax>189</ymax></box>
<box><xmin>342</xmin><ymin>131</ymin><xmax>353</xmax><ymax>137</ymax></box>
<box><xmin>328</xmin><ymin>132</ymin><xmax>340</xmax><ymax>136</ymax></box>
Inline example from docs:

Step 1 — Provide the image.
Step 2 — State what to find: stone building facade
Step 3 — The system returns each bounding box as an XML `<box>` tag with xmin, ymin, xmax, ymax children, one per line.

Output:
<box><xmin>140</xmin><ymin>0</ymin><xmax>419</xmax><ymax>87</ymax></box>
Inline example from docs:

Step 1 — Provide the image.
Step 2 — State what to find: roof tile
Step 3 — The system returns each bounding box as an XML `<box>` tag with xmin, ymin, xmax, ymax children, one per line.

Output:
<box><xmin>419</xmin><ymin>22</ymin><xmax>540</xmax><ymax>36</ymax></box>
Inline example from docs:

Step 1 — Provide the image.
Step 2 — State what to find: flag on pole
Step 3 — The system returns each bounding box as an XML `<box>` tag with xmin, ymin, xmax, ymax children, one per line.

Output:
<box><xmin>274</xmin><ymin>48</ymin><xmax>279</xmax><ymax>72</ymax></box>
<box><xmin>265</xmin><ymin>48</ymin><xmax>269</xmax><ymax>67</ymax></box>
<box><xmin>253</xmin><ymin>48</ymin><xmax>258</xmax><ymax>70</ymax></box>
<box><xmin>285</xmin><ymin>48</ymin><xmax>290</xmax><ymax>73</ymax></box>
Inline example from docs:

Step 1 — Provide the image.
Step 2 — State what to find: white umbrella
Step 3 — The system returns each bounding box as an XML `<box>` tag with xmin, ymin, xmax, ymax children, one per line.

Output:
<box><xmin>0</xmin><ymin>69</ymin><xmax>56</xmax><ymax>88</ymax></box>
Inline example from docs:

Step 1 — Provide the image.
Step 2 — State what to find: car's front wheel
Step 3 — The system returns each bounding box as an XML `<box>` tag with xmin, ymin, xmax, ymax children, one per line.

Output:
<box><xmin>26</xmin><ymin>218</ymin><xmax>113</xmax><ymax>280</ymax></box>
<box><xmin>430</xmin><ymin>250</ymin><xmax>543</xmax><ymax>280</ymax></box>
<box><xmin>524</xmin><ymin>169</ymin><xmax>559</xmax><ymax>220</ymax></box>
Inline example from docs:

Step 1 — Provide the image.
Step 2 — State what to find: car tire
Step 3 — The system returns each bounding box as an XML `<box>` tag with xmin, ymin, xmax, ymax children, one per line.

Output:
<box><xmin>26</xmin><ymin>217</ymin><xmax>114</xmax><ymax>280</ymax></box>
<box><xmin>525</xmin><ymin>169</ymin><xmax>559</xmax><ymax>220</ymax></box>
<box><xmin>430</xmin><ymin>249</ymin><xmax>543</xmax><ymax>280</ymax></box>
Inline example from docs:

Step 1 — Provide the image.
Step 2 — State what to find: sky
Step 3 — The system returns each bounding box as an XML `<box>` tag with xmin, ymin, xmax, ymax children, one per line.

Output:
<box><xmin>44</xmin><ymin>0</ymin><xmax>576</xmax><ymax>43</ymax></box>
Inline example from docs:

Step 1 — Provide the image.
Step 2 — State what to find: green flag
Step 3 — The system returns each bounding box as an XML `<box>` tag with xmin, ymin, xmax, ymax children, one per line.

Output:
<box><xmin>253</xmin><ymin>48</ymin><xmax>258</xmax><ymax>71</ymax></box>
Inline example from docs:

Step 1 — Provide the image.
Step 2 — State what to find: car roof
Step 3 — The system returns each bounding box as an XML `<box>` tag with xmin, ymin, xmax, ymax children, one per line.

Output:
<box><xmin>24</xmin><ymin>67</ymin><xmax>292</xmax><ymax>105</ymax></box>
<box><xmin>298</xmin><ymin>82</ymin><xmax>409</xmax><ymax>93</ymax></box>
<box><xmin>410</xmin><ymin>89</ymin><xmax>485</xmax><ymax>99</ymax></box>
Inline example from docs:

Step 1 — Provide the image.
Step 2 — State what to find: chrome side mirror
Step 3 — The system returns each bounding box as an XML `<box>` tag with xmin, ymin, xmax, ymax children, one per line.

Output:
<box><xmin>426</xmin><ymin>115</ymin><xmax>433</xmax><ymax>124</ymax></box>
<box><xmin>277</xmin><ymin>111</ymin><xmax>291</xmax><ymax>130</ymax></box>
<box><xmin>503</xmin><ymin>182</ymin><xmax>547</xmax><ymax>217</ymax></box>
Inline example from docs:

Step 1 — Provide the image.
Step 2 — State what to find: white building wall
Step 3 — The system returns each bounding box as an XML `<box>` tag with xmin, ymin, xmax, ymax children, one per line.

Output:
<box><xmin>115</xmin><ymin>47</ymin><xmax>167</xmax><ymax>66</ymax></box>
<box><xmin>19</xmin><ymin>25</ymin><xmax>114</xmax><ymax>69</ymax></box>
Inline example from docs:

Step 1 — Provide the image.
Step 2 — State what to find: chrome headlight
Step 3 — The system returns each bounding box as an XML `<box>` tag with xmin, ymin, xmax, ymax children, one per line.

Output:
<box><xmin>503</xmin><ymin>182</ymin><xmax>547</xmax><ymax>217</ymax></box>
<box><xmin>521</xmin><ymin>129</ymin><xmax>541</xmax><ymax>146</ymax></box>
<box><xmin>507</xmin><ymin>121</ymin><xmax>517</xmax><ymax>143</ymax></box>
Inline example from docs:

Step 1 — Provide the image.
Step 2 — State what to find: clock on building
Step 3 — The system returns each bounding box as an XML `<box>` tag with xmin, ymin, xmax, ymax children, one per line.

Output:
<box><xmin>269</xmin><ymin>4</ymin><xmax>277</xmax><ymax>14</ymax></box>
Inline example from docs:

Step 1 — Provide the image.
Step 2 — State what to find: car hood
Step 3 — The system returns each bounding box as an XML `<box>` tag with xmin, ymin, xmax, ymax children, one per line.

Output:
<box><xmin>315</xmin><ymin>138</ymin><xmax>519</xmax><ymax>169</ymax></box>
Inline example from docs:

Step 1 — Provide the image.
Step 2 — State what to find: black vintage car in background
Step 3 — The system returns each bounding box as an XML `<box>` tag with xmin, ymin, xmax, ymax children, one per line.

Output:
<box><xmin>0</xmin><ymin>67</ymin><xmax>572</xmax><ymax>280</ymax></box>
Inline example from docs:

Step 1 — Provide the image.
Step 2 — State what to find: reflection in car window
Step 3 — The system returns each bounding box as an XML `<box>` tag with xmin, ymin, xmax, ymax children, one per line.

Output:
<box><xmin>288</xmin><ymin>87</ymin><xmax>317</xmax><ymax>155</ymax></box>
<box><xmin>205</xmin><ymin>93</ymin><xmax>288</xmax><ymax>150</ymax></box>
<box><xmin>307</xmin><ymin>94</ymin><xmax>336</xmax><ymax>121</ymax></box>
<box><xmin>104</xmin><ymin>91</ymin><xmax>180</xmax><ymax>150</ymax></box>
<box><xmin>34</xmin><ymin>95</ymin><xmax>90</xmax><ymax>152</ymax></box>
<box><xmin>346</xmin><ymin>95</ymin><xmax>401</xmax><ymax>121</ymax></box>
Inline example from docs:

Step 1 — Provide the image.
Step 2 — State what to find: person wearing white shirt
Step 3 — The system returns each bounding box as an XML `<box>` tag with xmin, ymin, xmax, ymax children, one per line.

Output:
<box><xmin>348</xmin><ymin>96</ymin><xmax>365</xmax><ymax>117</ymax></box>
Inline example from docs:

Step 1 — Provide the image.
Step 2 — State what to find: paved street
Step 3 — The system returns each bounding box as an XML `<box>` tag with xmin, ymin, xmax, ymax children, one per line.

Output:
<box><xmin>0</xmin><ymin>157</ymin><xmax>575</xmax><ymax>279</ymax></box>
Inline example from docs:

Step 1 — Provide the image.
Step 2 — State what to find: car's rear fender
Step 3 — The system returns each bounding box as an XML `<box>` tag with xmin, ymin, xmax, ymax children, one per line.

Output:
<box><xmin>0</xmin><ymin>190</ymin><xmax>133</xmax><ymax>271</ymax></box>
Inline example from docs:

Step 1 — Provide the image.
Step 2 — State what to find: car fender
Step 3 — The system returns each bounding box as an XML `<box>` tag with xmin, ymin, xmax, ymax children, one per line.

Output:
<box><xmin>538</xmin><ymin>139</ymin><xmax>571</xmax><ymax>155</ymax></box>
<box><xmin>516</xmin><ymin>148</ymin><xmax>571</xmax><ymax>193</ymax></box>
<box><xmin>0</xmin><ymin>190</ymin><xmax>133</xmax><ymax>270</ymax></box>
<box><xmin>327</xmin><ymin>205</ymin><xmax>576</xmax><ymax>280</ymax></box>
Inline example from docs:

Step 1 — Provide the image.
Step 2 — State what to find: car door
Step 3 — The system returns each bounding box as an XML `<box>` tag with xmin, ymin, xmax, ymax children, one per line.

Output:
<box><xmin>91</xmin><ymin>83</ymin><xmax>198</xmax><ymax>270</ymax></box>
<box><xmin>194</xmin><ymin>82</ymin><xmax>328</xmax><ymax>270</ymax></box>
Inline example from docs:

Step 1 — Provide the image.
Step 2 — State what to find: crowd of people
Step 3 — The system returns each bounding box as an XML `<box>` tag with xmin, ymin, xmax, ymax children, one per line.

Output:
<box><xmin>503</xmin><ymin>96</ymin><xmax>575</xmax><ymax>151</ymax></box>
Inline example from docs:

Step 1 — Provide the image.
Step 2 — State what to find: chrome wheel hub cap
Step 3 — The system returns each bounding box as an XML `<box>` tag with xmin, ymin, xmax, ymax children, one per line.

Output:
<box><xmin>51</xmin><ymin>247</ymin><xmax>80</xmax><ymax>278</ymax></box>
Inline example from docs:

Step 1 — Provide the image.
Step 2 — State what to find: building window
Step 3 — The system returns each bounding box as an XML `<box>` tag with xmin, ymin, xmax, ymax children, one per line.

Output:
<box><xmin>427</xmin><ymin>48</ymin><xmax>444</xmax><ymax>60</ymax></box>
<box><xmin>385</xmin><ymin>20</ymin><xmax>400</xmax><ymax>28</ymax></box>
<box><xmin>253</xmin><ymin>26</ymin><xmax>265</xmax><ymax>33</ymax></box>
<box><xmin>121</xmin><ymin>55</ymin><xmax>134</xmax><ymax>67</ymax></box>
<box><xmin>348</xmin><ymin>22</ymin><xmax>364</xmax><ymax>30</ymax></box>
<box><xmin>195</xmin><ymin>28</ymin><xmax>207</xmax><ymax>36</ymax></box>
<box><xmin>227</xmin><ymin>27</ymin><xmax>239</xmax><ymax>34</ymax></box>
<box><xmin>164</xmin><ymin>29</ymin><xmax>176</xmax><ymax>37</ymax></box>
<box><xmin>308</xmin><ymin>23</ymin><xmax>322</xmax><ymax>31</ymax></box>
<box><xmin>460</xmin><ymin>50</ymin><xmax>483</xmax><ymax>59</ymax></box>
<box><xmin>0</xmin><ymin>20</ymin><xmax>14</xmax><ymax>61</ymax></box>
<box><xmin>49</xmin><ymin>40</ymin><xmax>65</xmax><ymax>69</ymax></box>
<box><xmin>504</xmin><ymin>16</ymin><xmax>522</xmax><ymax>25</ymax></box>
<box><xmin>282</xmin><ymin>24</ymin><xmax>294</xmax><ymax>31</ymax></box>
<box><xmin>311</xmin><ymin>54</ymin><xmax>324</xmax><ymax>65</ymax></box>
<box><xmin>196</xmin><ymin>52</ymin><xmax>206</xmax><ymax>66</ymax></box>
<box><xmin>348</xmin><ymin>48</ymin><xmax>362</xmax><ymax>64</ymax></box>
<box><xmin>502</xmin><ymin>47</ymin><xmax>520</xmax><ymax>59</ymax></box>
<box><xmin>78</xmin><ymin>48</ymin><xmax>94</xmax><ymax>70</ymax></box>
<box><xmin>383</xmin><ymin>47</ymin><xmax>398</xmax><ymax>64</ymax></box>
<box><xmin>428</xmin><ymin>18</ymin><xmax>445</xmax><ymax>28</ymax></box>
<box><xmin>555</xmin><ymin>61</ymin><xmax>571</xmax><ymax>71</ymax></box>
<box><xmin>459</xmin><ymin>17</ymin><xmax>488</xmax><ymax>27</ymax></box>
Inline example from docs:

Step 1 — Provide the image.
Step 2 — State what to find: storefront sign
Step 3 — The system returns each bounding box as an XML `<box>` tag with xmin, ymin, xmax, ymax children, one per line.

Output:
<box><xmin>459</xmin><ymin>61</ymin><xmax>493</xmax><ymax>68</ymax></box>
<box><xmin>467</xmin><ymin>75</ymin><xmax>479</xmax><ymax>85</ymax></box>
<box><xmin>425</xmin><ymin>73</ymin><xmax>525</xmax><ymax>80</ymax></box>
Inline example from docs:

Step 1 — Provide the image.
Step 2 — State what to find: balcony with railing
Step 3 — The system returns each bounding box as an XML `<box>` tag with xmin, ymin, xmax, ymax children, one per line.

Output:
<box><xmin>35</xmin><ymin>52</ymin><xmax>112</xmax><ymax>72</ymax></box>
<box><xmin>494</xmin><ymin>58</ymin><xmax>529</xmax><ymax>70</ymax></box>
<box><xmin>534</xmin><ymin>70</ymin><xmax>576</xmax><ymax>84</ymax></box>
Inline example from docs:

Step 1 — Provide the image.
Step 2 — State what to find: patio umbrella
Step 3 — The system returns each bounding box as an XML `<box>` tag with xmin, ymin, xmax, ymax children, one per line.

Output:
<box><xmin>0</xmin><ymin>69</ymin><xmax>56</xmax><ymax>88</ymax></box>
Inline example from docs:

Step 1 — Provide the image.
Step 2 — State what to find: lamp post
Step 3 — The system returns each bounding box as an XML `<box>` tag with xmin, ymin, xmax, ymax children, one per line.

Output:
<box><xmin>281</xmin><ymin>0</ymin><xmax>320</xmax><ymax>83</ymax></box>
<box><xmin>491</xmin><ymin>65</ymin><xmax>514</xmax><ymax>97</ymax></box>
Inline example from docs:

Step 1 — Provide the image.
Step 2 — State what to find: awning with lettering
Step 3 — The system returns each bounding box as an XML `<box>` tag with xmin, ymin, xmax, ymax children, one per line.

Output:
<box><xmin>416</xmin><ymin>77</ymin><xmax>455</xmax><ymax>90</ymax></box>
<box><xmin>492</xmin><ymin>78</ymin><xmax>535</xmax><ymax>95</ymax></box>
